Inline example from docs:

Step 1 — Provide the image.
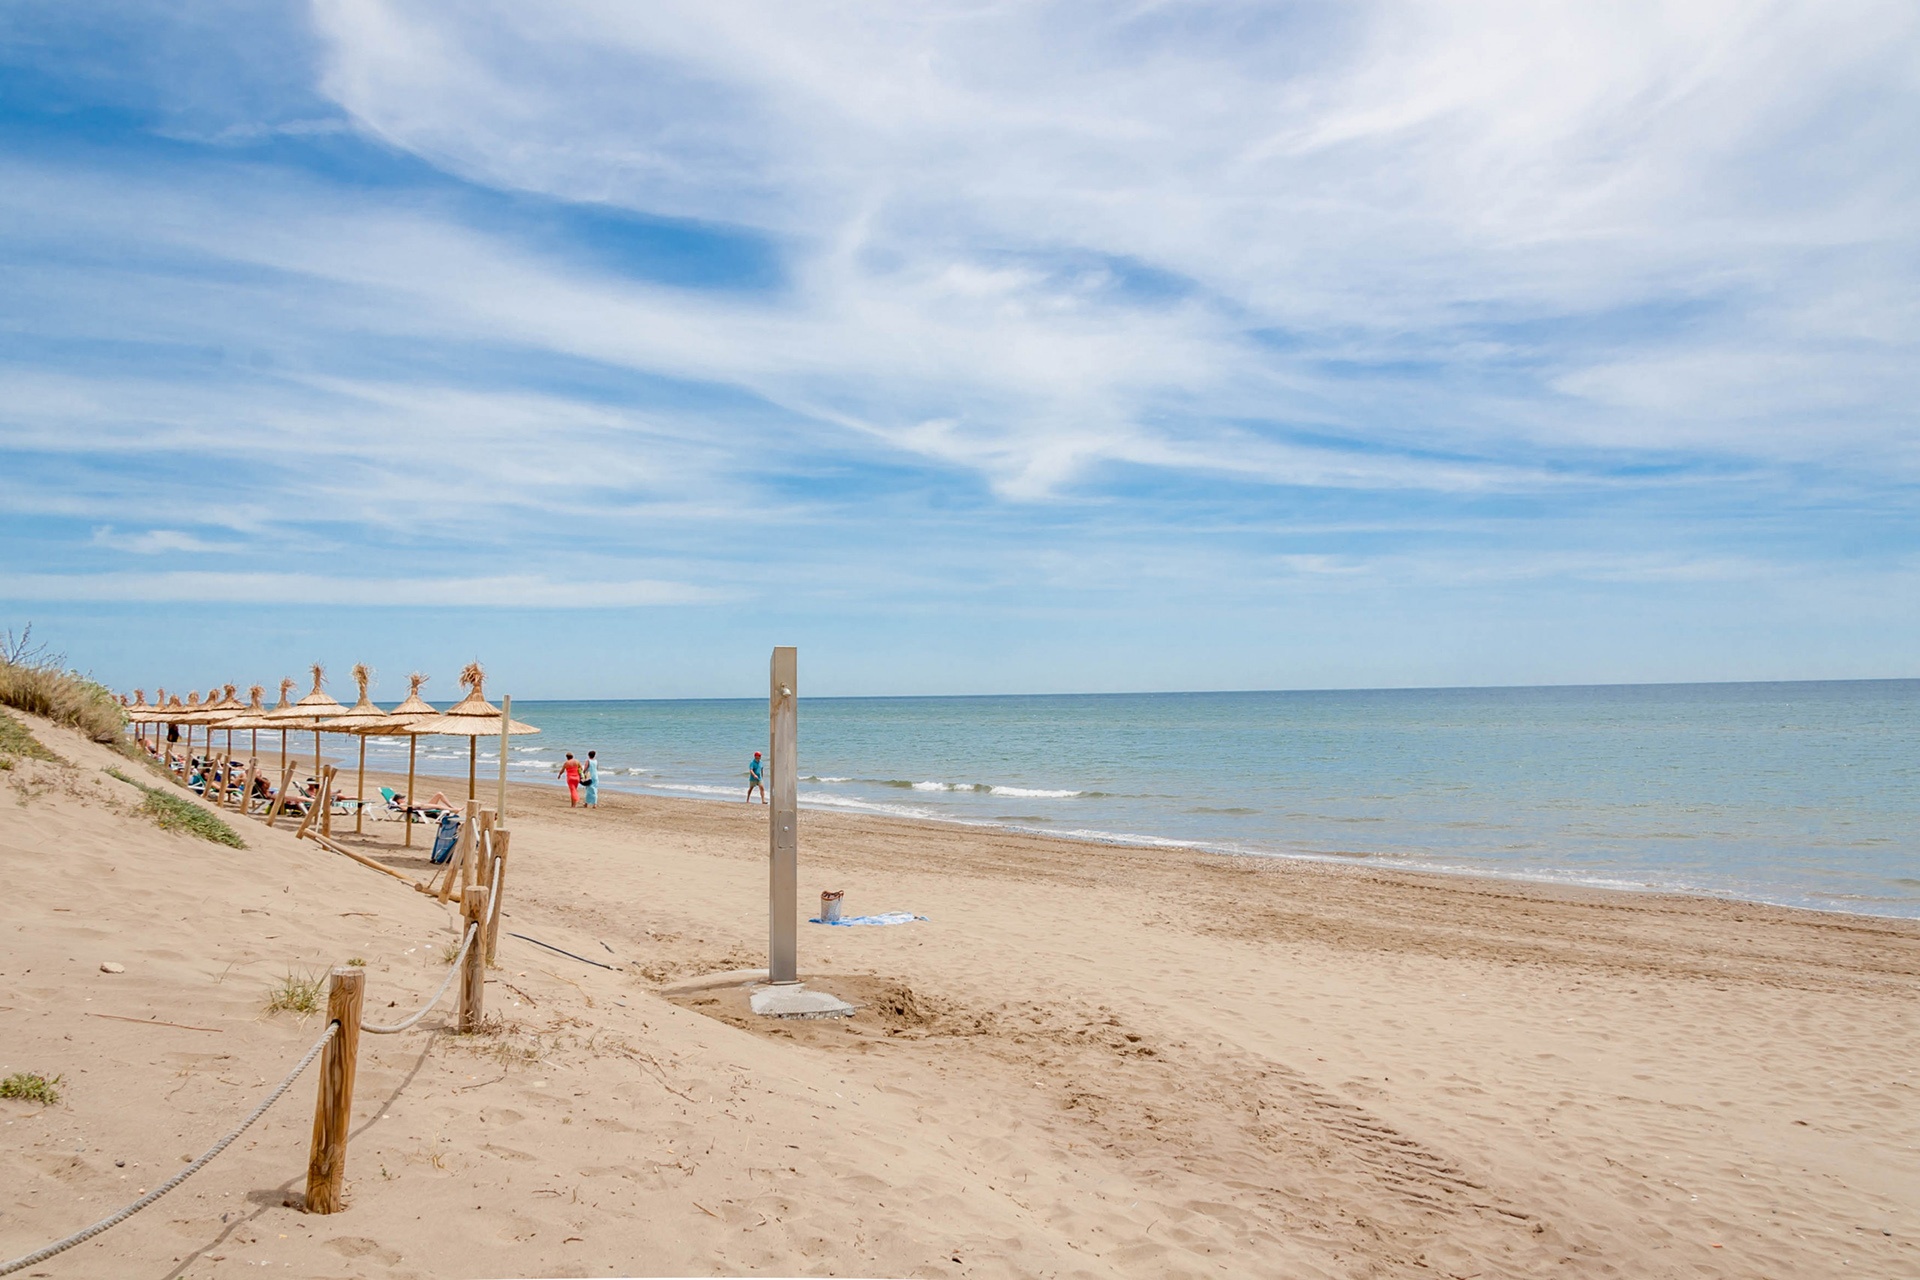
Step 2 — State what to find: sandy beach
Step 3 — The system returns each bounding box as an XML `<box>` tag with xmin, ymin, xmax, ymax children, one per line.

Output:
<box><xmin>3</xmin><ymin>714</ymin><xmax>1917</xmax><ymax>1279</ymax></box>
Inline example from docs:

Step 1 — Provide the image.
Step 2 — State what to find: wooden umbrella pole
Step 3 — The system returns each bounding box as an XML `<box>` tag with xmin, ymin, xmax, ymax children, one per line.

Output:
<box><xmin>468</xmin><ymin>737</ymin><xmax>476</xmax><ymax>804</ymax></box>
<box><xmin>280</xmin><ymin>729</ymin><xmax>287</xmax><ymax>775</ymax></box>
<box><xmin>497</xmin><ymin>695</ymin><xmax>510</xmax><ymax>823</ymax></box>
<box><xmin>404</xmin><ymin>736</ymin><xmax>417</xmax><ymax>849</ymax></box>
<box><xmin>355</xmin><ymin>734</ymin><xmax>367</xmax><ymax>835</ymax></box>
<box><xmin>313</xmin><ymin>729</ymin><xmax>321</xmax><ymax>777</ymax></box>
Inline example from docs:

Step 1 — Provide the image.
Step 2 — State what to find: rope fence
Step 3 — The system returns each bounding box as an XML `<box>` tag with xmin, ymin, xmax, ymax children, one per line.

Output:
<box><xmin>5</xmin><ymin>765</ymin><xmax>515</xmax><ymax>1266</ymax></box>
<box><xmin>363</xmin><ymin>922</ymin><xmax>476</xmax><ymax>1035</ymax></box>
<box><xmin>0</xmin><ymin>1023</ymin><xmax>338</xmax><ymax>1278</ymax></box>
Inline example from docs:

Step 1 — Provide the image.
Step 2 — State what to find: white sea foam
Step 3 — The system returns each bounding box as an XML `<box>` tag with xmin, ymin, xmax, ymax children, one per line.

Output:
<box><xmin>643</xmin><ymin>782</ymin><xmax>745</xmax><ymax>798</ymax></box>
<box><xmin>799</xmin><ymin>792</ymin><xmax>964</xmax><ymax>822</ymax></box>
<box><xmin>989</xmin><ymin>786</ymin><xmax>1082</xmax><ymax>799</ymax></box>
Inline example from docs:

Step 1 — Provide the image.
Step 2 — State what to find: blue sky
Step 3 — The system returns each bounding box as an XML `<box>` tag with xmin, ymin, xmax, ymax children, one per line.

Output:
<box><xmin>2</xmin><ymin>1</ymin><xmax>1916</xmax><ymax>700</ymax></box>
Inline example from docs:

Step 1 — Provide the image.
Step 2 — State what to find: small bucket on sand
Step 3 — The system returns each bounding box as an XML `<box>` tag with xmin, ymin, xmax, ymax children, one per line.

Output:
<box><xmin>820</xmin><ymin>890</ymin><xmax>844</xmax><ymax>923</ymax></box>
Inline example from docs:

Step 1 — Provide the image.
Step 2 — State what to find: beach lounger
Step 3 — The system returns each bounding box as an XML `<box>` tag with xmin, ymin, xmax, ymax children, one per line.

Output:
<box><xmin>378</xmin><ymin>786</ymin><xmax>415</xmax><ymax>822</ymax></box>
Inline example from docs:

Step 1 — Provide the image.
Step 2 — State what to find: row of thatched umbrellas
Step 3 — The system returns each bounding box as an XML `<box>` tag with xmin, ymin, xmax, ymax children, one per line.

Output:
<box><xmin>119</xmin><ymin>663</ymin><xmax>537</xmax><ymax>847</ymax></box>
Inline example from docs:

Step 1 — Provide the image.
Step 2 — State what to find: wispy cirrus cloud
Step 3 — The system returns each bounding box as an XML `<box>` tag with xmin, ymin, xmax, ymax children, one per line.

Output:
<box><xmin>0</xmin><ymin>2</ymin><xmax>1915</xmax><ymax>689</ymax></box>
<box><xmin>0</xmin><ymin>570</ymin><xmax>724</xmax><ymax>608</ymax></box>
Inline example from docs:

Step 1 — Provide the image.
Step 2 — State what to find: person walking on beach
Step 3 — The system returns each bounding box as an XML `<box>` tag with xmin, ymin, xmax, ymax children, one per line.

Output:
<box><xmin>746</xmin><ymin>750</ymin><xmax>765</xmax><ymax>804</ymax></box>
<box><xmin>561</xmin><ymin>752</ymin><xmax>582</xmax><ymax>807</ymax></box>
<box><xmin>582</xmin><ymin>750</ymin><xmax>599</xmax><ymax>808</ymax></box>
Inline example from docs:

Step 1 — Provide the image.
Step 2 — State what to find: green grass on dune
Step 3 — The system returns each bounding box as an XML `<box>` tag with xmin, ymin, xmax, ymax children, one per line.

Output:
<box><xmin>0</xmin><ymin>708</ymin><xmax>60</xmax><ymax>763</ymax></box>
<box><xmin>105</xmin><ymin>767</ymin><xmax>246</xmax><ymax>848</ymax></box>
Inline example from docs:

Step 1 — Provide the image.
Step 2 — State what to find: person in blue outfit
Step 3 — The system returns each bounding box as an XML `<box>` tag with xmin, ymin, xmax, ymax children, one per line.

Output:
<box><xmin>582</xmin><ymin>750</ymin><xmax>599</xmax><ymax>808</ymax></box>
<box><xmin>746</xmin><ymin>750</ymin><xmax>765</xmax><ymax>804</ymax></box>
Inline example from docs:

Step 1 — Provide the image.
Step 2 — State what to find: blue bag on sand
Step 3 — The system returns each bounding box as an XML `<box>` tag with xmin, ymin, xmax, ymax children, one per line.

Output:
<box><xmin>430</xmin><ymin>813</ymin><xmax>461</xmax><ymax>864</ymax></box>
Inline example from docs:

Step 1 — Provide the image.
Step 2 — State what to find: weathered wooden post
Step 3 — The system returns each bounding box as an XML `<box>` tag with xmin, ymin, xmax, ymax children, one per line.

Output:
<box><xmin>294</xmin><ymin>766</ymin><xmax>331</xmax><ymax>841</ymax></box>
<box><xmin>460</xmin><ymin>885</ymin><xmax>489</xmax><ymax>1031</ymax></box>
<box><xmin>318</xmin><ymin>764</ymin><xmax>336</xmax><ymax>838</ymax></box>
<box><xmin>475</xmin><ymin>809</ymin><xmax>496</xmax><ymax>892</ymax></box>
<box><xmin>768</xmin><ymin>646</ymin><xmax>798</xmax><ymax>986</ymax></box>
<box><xmin>438</xmin><ymin>801</ymin><xmax>477</xmax><ymax>904</ymax></box>
<box><xmin>484</xmin><ymin>830</ymin><xmax>510</xmax><ymax>965</ymax></box>
<box><xmin>266</xmin><ymin>763</ymin><xmax>297</xmax><ymax>827</ymax></box>
<box><xmin>305</xmin><ymin>966</ymin><xmax>365</xmax><ymax>1214</ymax></box>
<box><xmin>497</xmin><ymin>695</ymin><xmax>511</xmax><ymax>822</ymax></box>
<box><xmin>239</xmin><ymin>758</ymin><xmax>257</xmax><ymax>815</ymax></box>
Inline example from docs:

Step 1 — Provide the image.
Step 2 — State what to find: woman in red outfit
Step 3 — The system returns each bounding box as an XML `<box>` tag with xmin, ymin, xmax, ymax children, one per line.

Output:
<box><xmin>561</xmin><ymin>752</ymin><xmax>582</xmax><ymax>806</ymax></box>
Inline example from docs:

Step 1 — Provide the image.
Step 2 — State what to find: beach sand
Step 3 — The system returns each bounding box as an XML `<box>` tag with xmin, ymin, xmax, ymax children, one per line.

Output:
<box><xmin>3</xmin><ymin>715</ymin><xmax>1916</xmax><ymax>1278</ymax></box>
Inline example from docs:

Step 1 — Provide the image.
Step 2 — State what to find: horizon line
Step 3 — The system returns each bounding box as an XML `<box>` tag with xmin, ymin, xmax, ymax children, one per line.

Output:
<box><xmin>498</xmin><ymin>675</ymin><xmax>1920</xmax><ymax>704</ymax></box>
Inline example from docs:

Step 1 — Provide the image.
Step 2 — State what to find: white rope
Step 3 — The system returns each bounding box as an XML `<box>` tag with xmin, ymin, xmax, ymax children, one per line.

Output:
<box><xmin>362</xmin><ymin>923</ymin><xmax>477</xmax><ymax>1035</ymax></box>
<box><xmin>487</xmin><ymin>855</ymin><xmax>503</xmax><ymax>946</ymax></box>
<box><xmin>0</xmin><ymin>1022</ymin><xmax>338</xmax><ymax>1277</ymax></box>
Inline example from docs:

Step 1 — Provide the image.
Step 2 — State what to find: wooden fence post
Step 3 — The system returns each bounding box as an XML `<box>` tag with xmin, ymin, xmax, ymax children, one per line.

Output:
<box><xmin>460</xmin><ymin>886</ymin><xmax>489</xmax><ymax>1032</ymax></box>
<box><xmin>266</xmin><ymin>764</ymin><xmax>297</xmax><ymax>827</ymax></box>
<box><xmin>305</xmin><ymin>966</ymin><xmax>364</xmax><ymax>1214</ymax></box>
<box><xmin>293</xmin><ymin>773</ymin><xmax>321</xmax><ymax>841</ymax></box>
<box><xmin>485</xmin><ymin>830</ymin><xmax>509</xmax><ymax>966</ymax></box>
<box><xmin>320</xmin><ymin>764</ymin><xmax>336</xmax><ymax>839</ymax></box>
<box><xmin>239</xmin><ymin>758</ymin><xmax>257</xmax><ymax>815</ymax></box>
<box><xmin>439</xmin><ymin>801</ymin><xmax>477</xmax><ymax>904</ymax></box>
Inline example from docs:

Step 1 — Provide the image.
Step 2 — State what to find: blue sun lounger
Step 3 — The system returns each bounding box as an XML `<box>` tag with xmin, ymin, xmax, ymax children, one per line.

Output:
<box><xmin>429</xmin><ymin>812</ymin><xmax>461</xmax><ymax>864</ymax></box>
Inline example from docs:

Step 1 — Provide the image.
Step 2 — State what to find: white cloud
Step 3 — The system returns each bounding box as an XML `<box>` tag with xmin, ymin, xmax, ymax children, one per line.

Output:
<box><xmin>289</xmin><ymin>0</ymin><xmax>1920</xmax><ymax>478</ymax></box>
<box><xmin>90</xmin><ymin>526</ymin><xmax>239</xmax><ymax>555</ymax></box>
<box><xmin>0</xmin><ymin>570</ymin><xmax>724</xmax><ymax>607</ymax></box>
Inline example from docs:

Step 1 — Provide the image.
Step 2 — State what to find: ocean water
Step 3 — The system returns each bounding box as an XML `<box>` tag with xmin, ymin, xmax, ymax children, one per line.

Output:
<box><xmin>352</xmin><ymin>681</ymin><xmax>1920</xmax><ymax>919</ymax></box>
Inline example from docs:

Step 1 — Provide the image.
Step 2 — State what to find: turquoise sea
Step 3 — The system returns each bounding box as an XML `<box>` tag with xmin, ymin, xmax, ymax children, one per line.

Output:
<box><xmin>355</xmin><ymin>680</ymin><xmax>1920</xmax><ymax>919</ymax></box>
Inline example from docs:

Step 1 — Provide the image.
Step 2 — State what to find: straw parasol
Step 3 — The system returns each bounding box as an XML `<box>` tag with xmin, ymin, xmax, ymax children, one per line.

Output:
<box><xmin>402</xmin><ymin>662</ymin><xmax>538</xmax><ymax>804</ymax></box>
<box><xmin>157</xmin><ymin>692</ymin><xmax>189</xmax><ymax>770</ymax></box>
<box><xmin>177</xmin><ymin>686</ymin><xmax>247</xmax><ymax>782</ymax></box>
<box><xmin>210</xmin><ymin>683</ymin><xmax>247</xmax><ymax>755</ymax></box>
<box><xmin>313</xmin><ymin>671</ymin><xmax>441</xmax><ymax>848</ymax></box>
<box><xmin>266</xmin><ymin>664</ymin><xmax>347</xmax><ymax>779</ymax></box>
<box><xmin>219</xmin><ymin>684</ymin><xmax>276</xmax><ymax>761</ymax></box>
<box><xmin>266</xmin><ymin>677</ymin><xmax>295</xmax><ymax>770</ymax></box>
<box><xmin>173</xmin><ymin>690</ymin><xmax>212</xmax><ymax>770</ymax></box>
<box><xmin>122</xmin><ymin>689</ymin><xmax>156</xmax><ymax>748</ymax></box>
<box><xmin>318</xmin><ymin>664</ymin><xmax>390</xmax><ymax>836</ymax></box>
<box><xmin>374</xmin><ymin>672</ymin><xmax>440</xmax><ymax>848</ymax></box>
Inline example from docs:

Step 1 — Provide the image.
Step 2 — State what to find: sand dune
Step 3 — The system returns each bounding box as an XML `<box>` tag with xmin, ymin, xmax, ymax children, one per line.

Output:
<box><xmin>3</xmin><ymin>712</ymin><xmax>1916</xmax><ymax>1278</ymax></box>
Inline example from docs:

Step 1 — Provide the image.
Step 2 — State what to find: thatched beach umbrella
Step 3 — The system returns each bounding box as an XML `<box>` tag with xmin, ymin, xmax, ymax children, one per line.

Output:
<box><xmin>178</xmin><ymin>686</ymin><xmax>247</xmax><ymax>787</ymax></box>
<box><xmin>210</xmin><ymin>683</ymin><xmax>247</xmax><ymax>755</ymax></box>
<box><xmin>402</xmin><ymin>662</ymin><xmax>538</xmax><ymax>804</ymax></box>
<box><xmin>174</xmin><ymin>690</ymin><xmax>211</xmax><ymax>772</ymax></box>
<box><xmin>266</xmin><ymin>677</ymin><xmax>295</xmax><ymax>771</ymax></box>
<box><xmin>219</xmin><ymin>685</ymin><xmax>276</xmax><ymax>761</ymax></box>
<box><xmin>155</xmin><ymin>691</ymin><xmax>184</xmax><ymax>768</ymax></box>
<box><xmin>319</xmin><ymin>664</ymin><xmax>390</xmax><ymax>836</ymax></box>
<box><xmin>374</xmin><ymin>673</ymin><xmax>440</xmax><ymax>848</ymax></box>
<box><xmin>266</xmin><ymin>664</ymin><xmax>346</xmax><ymax>779</ymax></box>
<box><xmin>123</xmin><ymin>689</ymin><xmax>159</xmax><ymax>751</ymax></box>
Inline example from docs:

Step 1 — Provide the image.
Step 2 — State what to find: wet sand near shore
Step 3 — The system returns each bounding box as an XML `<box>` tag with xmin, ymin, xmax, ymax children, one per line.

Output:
<box><xmin>4</xmin><ymin>720</ymin><xmax>1917</xmax><ymax>1278</ymax></box>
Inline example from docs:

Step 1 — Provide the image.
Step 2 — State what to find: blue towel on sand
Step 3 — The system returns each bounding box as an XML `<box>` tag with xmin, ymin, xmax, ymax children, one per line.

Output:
<box><xmin>429</xmin><ymin>813</ymin><xmax>461</xmax><ymax>864</ymax></box>
<box><xmin>807</xmin><ymin>912</ymin><xmax>927</xmax><ymax>926</ymax></box>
